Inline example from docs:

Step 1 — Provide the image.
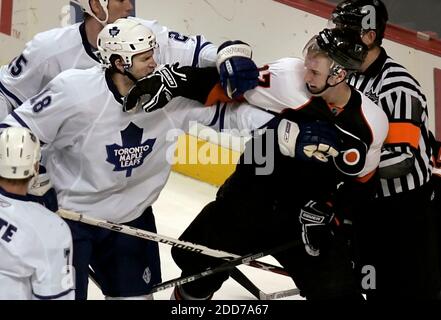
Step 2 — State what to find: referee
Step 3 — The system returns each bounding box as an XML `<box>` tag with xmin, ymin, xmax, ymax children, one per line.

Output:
<box><xmin>331</xmin><ymin>0</ymin><xmax>440</xmax><ymax>299</ymax></box>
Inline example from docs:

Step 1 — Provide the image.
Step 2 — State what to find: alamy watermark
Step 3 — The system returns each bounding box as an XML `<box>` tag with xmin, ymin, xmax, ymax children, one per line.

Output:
<box><xmin>361</xmin><ymin>264</ymin><xmax>376</xmax><ymax>290</ymax></box>
<box><xmin>165</xmin><ymin>121</ymin><xmax>276</xmax><ymax>176</ymax></box>
<box><xmin>361</xmin><ymin>5</ymin><xmax>377</xmax><ymax>30</ymax></box>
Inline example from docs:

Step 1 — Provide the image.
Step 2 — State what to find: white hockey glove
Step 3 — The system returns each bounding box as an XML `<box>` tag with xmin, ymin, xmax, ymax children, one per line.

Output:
<box><xmin>216</xmin><ymin>40</ymin><xmax>259</xmax><ymax>99</ymax></box>
<box><xmin>28</xmin><ymin>167</ymin><xmax>58</xmax><ymax>212</ymax></box>
<box><xmin>277</xmin><ymin>119</ymin><xmax>339</xmax><ymax>163</ymax></box>
<box><xmin>299</xmin><ymin>200</ymin><xmax>335</xmax><ymax>256</ymax></box>
<box><xmin>123</xmin><ymin>63</ymin><xmax>187</xmax><ymax>113</ymax></box>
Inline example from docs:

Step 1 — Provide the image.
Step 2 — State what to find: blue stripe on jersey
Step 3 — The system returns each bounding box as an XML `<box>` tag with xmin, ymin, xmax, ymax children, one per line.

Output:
<box><xmin>11</xmin><ymin>111</ymin><xmax>30</xmax><ymax>129</ymax></box>
<box><xmin>0</xmin><ymin>81</ymin><xmax>23</xmax><ymax>106</ymax></box>
<box><xmin>33</xmin><ymin>288</ymin><xmax>74</xmax><ymax>300</ymax></box>
<box><xmin>0</xmin><ymin>124</ymin><xmax>11</xmax><ymax>129</ymax></box>
<box><xmin>219</xmin><ymin>103</ymin><xmax>227</xmax><ymax>132</ymax></box>
<box><xmin>208</xmin><ymin>102</ymin><xmax>222</xmax><ymax>127</ymax></box>
<box><xmin>200</xmin><ymin>42</ymin><xmax>212</xmax><ymax>50</ymax></box>
<box><xmin>9</xmin><ymin>111</ymin><xmax>47</xmax><ymax>146</ymax></box>
<box><xmin>192</xmin><ymin>36</ymin><xmax>203</xmax><ymax>67</ymax></box>
<box><xmin>199</xmin><ymin>42</ymin><xmax>212</xmax><ymax>57</ymax></box>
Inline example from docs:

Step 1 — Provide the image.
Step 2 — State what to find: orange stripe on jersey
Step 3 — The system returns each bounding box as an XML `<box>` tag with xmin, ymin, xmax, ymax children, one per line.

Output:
<box><xmin>356</xmin><ymin>170</ymin><xmax>376</xmax><ymax>183</ymax></box>
<box><xmin>205</xmin><ymin>83</ymin><xmax>233</xmax><ymax>106</ymax></box>
<box><xmin>385</xmin><ymin>123</ymin><xmax>420</xmax><ymax>149</ymax></box>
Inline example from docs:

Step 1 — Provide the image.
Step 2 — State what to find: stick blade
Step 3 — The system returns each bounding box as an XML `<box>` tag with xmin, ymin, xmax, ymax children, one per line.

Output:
<box><xmin>57</xmin><ymin>208</ymin><xmax>81</xmax><ymax>221</ymax></box>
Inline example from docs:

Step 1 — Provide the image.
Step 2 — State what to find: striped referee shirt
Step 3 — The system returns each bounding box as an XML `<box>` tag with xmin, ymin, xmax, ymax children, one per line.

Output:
<box><xmin>348</xmin><ymin>48</ymin><xmax>432</xmax><ymax>197</ymax></box>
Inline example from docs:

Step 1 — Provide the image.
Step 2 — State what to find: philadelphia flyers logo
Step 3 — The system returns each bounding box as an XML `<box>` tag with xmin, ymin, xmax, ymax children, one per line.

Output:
<box><xmin>343</xmin><ymin>148</ymin><xmax>361</xmax><ymax>166</ymax></box>
<box><xmin>333</xmin><ymin>125</ymin><xmax>368</xmax><ymax>176</ymax></box>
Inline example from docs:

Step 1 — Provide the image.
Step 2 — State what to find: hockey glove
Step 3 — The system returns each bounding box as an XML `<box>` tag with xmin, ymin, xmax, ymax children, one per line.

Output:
<box><xmin>123</xmin><ymin>63</ymin><xmax>188</xmax><ymax>113</ymax></box>
<box><xmin>299</xmin><ymin>200</ymin><xmax>335</xmax><ymax>257</ymax></box>
<box><xmin>277</xmin><ymin>119</ymin><xmax>339</xmax><ymax>163</ymax></box>
<box><xmin>28</xmin><ymin>166</ymin><xmax>59</xmax><ymax>212</ymax></box>
<box><xmin>216</xmin><ymin>40</ymin><xmax>259</xmax><ymax>99</ymax></box>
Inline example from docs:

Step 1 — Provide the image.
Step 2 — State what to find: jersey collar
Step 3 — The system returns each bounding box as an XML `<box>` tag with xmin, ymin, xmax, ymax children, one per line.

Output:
<box><xmin>346</xmin><ymin>86</ymin><xmax>362</xmax><ymax>111</ymax></box>
<box><xmin>0</xmin><ymin>187</ymin><xmax>32</xmax><ymax>202</ymax></box>
<box><xmin>105</xmin><ymin>70</ymin><xmax>124</xmax><ymax>105</ymax></box>
<box><xmin>358</xmin><ymin>47</ymin><xmax>388</xmax><ymax>78</ymax></box>
<box><xmin>79</xmin><ymin>22</ymin><xmax>100</xmax><ymax>63</ymax></box>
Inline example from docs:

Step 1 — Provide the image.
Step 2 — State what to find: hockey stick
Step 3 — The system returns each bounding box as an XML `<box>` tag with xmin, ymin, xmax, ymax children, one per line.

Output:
<box><xmin>230</xmin><ymin>267</ymin><xmax>300</xmax><ymax>300</ymax></box>
<box><xmin>88</xmin><ymin>267</ymin><xmax>100</xmax><ymax>288</ymax></box>
<box><xmin>230</xmin><ymin>268</ymin><xmax>261</xmax><ymax>299</ymax></box>
<box><xmin>88</xmin><ymin>255</ymin><xmax>298</xmax><ymax>300</ymax></box>
<box><xmin>57</xmin><ymin>208</ymin><xmax>289</xmax><ymax>277</ymax></box>
<box><xmin>148</xmin><ymin>240</ymin><xmax>301</xmax><ymax>295</ymax></box>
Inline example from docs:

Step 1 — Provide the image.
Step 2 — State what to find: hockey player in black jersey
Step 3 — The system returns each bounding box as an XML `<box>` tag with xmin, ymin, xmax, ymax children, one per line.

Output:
<box><xmin>124</xmin><ymin>28</ymin><xmax>388</xmax><ymax>299</ymax></box>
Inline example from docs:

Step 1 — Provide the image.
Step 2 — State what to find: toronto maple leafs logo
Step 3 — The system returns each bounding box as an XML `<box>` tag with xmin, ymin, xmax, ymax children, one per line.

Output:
<box><xmin>109</xmin><ymin>26</ymin><xmax>120</xmax><ymax>37</ymax></box>
<box><xmin>106</xmin><ymin>123</ymin><xmax>156</xmax><ymax>177</ymax></box>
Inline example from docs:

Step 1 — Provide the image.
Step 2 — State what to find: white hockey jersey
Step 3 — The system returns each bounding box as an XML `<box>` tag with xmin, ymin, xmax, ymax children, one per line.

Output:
<box><xmin>0</xmin><ymin>188</ymin><xmax>74</xmax><ymax>300</ymax></box>
<box><xmin>244</xmin><ymin>57</ymin><xmax>388</xmax><ymax>179</ymax></box>
<box><xmin>244</xmin><ymin>57</ymin><xmax>311</xmax><ymax>113</ymax></box>
<box><xmin>0</xmin><ymin>17</ymin><xmax>217</xmax><ymax>118</ymax></box>
<box><xmin>1</xmin><ymin>67</ymin><xmax>272</xmax><ymax>223</ymax></box>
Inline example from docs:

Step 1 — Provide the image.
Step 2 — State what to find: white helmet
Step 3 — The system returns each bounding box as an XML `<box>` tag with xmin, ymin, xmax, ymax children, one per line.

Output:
<box><xmin>72</xmin><ymin>0</ymin><xmax>110</xmax><ymax>25</ymax></box>
<box><xmin>97</xmin><ymin>18</ymin><xmax>157</xmax><ymax>68</ymax></box>
<box><xmin>0</xmin><ymin>127</ymin><xmax>41</xmax><ymax>180</ymax></box>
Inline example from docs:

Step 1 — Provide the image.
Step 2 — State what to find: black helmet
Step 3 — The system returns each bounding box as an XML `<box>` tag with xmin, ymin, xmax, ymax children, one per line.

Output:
<box><xmin>331</xmin><ymin>0</ymin><xmax>388</xmax><ymax>45</ymax></box>
<box><xmin>313</xmin><ymin>28</ymin><xmax>368</xmax><ymax>72</ymax></box>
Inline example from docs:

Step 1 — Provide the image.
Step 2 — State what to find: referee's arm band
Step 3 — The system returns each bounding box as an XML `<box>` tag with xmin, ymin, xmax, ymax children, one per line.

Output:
<box><xmin>385</xmin><ymin>122</ymin><xmax>420</xmax><ymax>149</ymax></box>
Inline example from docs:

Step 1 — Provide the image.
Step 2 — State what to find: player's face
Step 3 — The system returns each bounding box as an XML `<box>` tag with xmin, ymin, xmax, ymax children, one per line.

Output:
<box><xmin>304</xmin><ymin>54</ymin><xmax>332</xmax><ymax>95</ymax></box>
<box><xmin>107</xmin><ymin>0</ymin><xmax>134</xmax><ymax>23</ymax></box>
<box><xmin>130</xmin><ymin>50</ymin><xmax>157</xmax><ymax>80</ymax></box>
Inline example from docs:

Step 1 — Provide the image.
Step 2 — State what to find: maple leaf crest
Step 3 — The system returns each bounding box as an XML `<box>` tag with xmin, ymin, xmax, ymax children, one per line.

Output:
<box><xmin>106</xmin><ymin>123</ymin><xmax>156</xmax><ymax>177</ymax></box>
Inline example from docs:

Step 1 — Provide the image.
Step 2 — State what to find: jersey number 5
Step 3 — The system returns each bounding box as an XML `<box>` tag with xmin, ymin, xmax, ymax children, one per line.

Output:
<box><xmin>8</xmin><ymin>54</ymin><xmax>28</xmax><ymax>77</ymax></box>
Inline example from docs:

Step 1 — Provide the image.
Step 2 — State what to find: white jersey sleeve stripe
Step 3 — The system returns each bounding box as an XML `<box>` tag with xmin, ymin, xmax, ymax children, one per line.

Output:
<box><xmin>207</xmin><ymin>102</ymin><xmax>222</xmax><ymax>127</ymax></box>
<box><xmin>191</xmin><ymin>35</ymin><xmax>203</xmax><ymax>67</ymax></box>
<box><xmin>11</xmin><ymin>111</ymin><xmax>33</xmax><ymax>131</ymax></box>
<box><xmin>219</xmin><ymin>104</ymin><xmax>228</xmax><ymax>132</ymax></box>
<box><xmin>9</xmin><ymin>112</ymin><xmax>48</xmax><ymax>147</ymax></box>
<box><xmin>191</xmin><ymin>36</ymin><xmax>213</xmax><ymax>68</ymax></box>
<box><xmin>0</xmin><ymin>81</ymin><xmax>23</xmax><ymax>106</ymax></box>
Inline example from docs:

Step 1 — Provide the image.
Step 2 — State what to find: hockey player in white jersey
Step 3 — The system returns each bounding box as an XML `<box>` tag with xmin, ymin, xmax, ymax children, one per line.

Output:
<box><xmin>0</xmin><ymin>127</ymin><xmax>74</xmax><ymax>300</ymax></box>
<box><xmin>0</xmin><ymin>0</ymin><xmax>217</xmax><ymax>119</ymax></box>
<box><xmin>0</xmin><ymin>0</ymin><xmax>218</xmax><ymax>223</ymax></box>
<box><xmin>0</xmin><ymin>18</ymin><xmax>288</xmax><ymax>300</ymax></box>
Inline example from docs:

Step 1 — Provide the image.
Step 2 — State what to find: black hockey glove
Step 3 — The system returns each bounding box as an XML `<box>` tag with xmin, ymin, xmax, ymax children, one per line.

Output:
<box><xmin>299</xmin><ymin>200</ymin><xmax>335</xmax><ymax>257</ymax></box>
<box><xmin>216</xmin><ymin>40</ymin><xmax>259</xmax><ymax>99</ymax></box>
<box><xmin>123</xmin><ymin>63</ymin><xmax>187</xmax><ymax>113</ymax></box>
<box><xmin>277</xmin><ymin>119</ymin><xmax>340</xmax><ymax>163</ymax></box>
